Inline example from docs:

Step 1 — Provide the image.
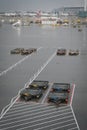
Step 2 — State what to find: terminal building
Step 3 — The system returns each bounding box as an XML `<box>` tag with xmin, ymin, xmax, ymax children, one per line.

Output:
<box><xmin>78</xmin><ymin>11</ymin><xmax>87</xmax><ymax>17</ymax></box>
<box><xmin>53</xmin><ymin>7</ymin><xmax>84</xmax><ymax>16</ymax></box>
<box><xmin>53</xmin><ymin>6</ymin><xmax>87</xmax><ymax>18</ymax></box>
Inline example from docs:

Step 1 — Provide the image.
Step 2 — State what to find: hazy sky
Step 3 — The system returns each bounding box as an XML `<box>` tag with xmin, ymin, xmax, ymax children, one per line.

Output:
<box><xmin>0</xmin><ymin>0</ymin><xmax>84</xmax><ymax>12</ymax></box>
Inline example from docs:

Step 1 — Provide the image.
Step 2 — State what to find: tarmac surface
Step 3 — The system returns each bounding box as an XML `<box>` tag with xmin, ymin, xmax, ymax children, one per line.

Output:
<box><xmin>0</xmin><ymin>102</ymin><xmax>79</xmax><ymax>130</ymax></box>
<box><xmin>0</xmin><ymin>24</ymin><xmax>87</xmax><ymax>129</ymax></box>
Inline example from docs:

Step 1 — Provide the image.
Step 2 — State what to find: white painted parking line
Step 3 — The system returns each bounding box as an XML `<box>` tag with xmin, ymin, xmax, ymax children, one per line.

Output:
<box><xmin>16</xmin><ymin>115</ymin><xmax>73</xmax><ymax>130</ymax></box>
<box><xmin>70</xmin><ymin>84</ymin><xmax>75</xmax><ymax>106</ymax></box>
<box><xmin>50</xmin><ymin>122</ymin><xmax>76</xmax><ymax>130</ymax></box>
<box><xmin>41</xmin><ymin>83</ymin><xmax>53</xmax><ymax>104</ymax></box>
<box><xmin>34</xmin><ymin>119</ymin><xmax>75</xmax><ymax>130</ymax></box>
<box><xmin>0</xmin><ymin>51</ymin><xmax>56</xmax><ymax>119</ymax></box>
<box><xmin>8</xmin><ymin>104</ymin><xmax>69</xmax><ymax>114</ymax></box>
<box><xmin>1</xmin><ymin>105</ymin><xmax>69</xmax><ymax>122</ymax></box>
<box><xmin>10</xmin><ymin>102</ymin><xmax>48</xmax><ymax>110</ymax></box>
<box><xmin>0</xmin><ymin>47</ymin><xmax>42</xmax><ymax>77</ymax></box>
<box><xmin>26</xmin><ymin>51</ymin><xmax>56</xmax><ymax>85</ymax></box>
<box><xmin>0</xmin><ymin>112</ymin><xmax>72</xmax><ymax>128</ymax></box>
<box><xmin>71</xmin><ymin>106</ymin><xmax>80</xmax><ymax>130</ymax></box>
<box><xmin>16</xmin><ymin>116</ymin><xmax>73</xmax><ymax>130</ymax></box>
<box><xmin>1</xmin><ymin>113</ymin><xmax>73</xmax><ymax>130</ymax></box>
<box><xmin>5</xmin><ymin>103</ymin><xmax>51</xmax><ymax>115</ymax></box>
<box><xmin>9</xmin><ymin>102</ymin><xmax>42</xmax><ymax>110</ymax></box>
<box><xmin>0</xmin><ymin>104</ymin><xmax>80</xmax><ymax>130</ymax></box>
<box><xmin>67</xmin><ymin>127</ymin><xmax>78</xmax><ymax>130</ymax></box>
<box><xmin>0</xmin><ymin>108</ymin><xmax>71</xmax><ymax>125</ymax></box>
<box><xmin>1</xmin><ymin>105</ymin><xmax>59</xmax><ymax>119</ymax></box>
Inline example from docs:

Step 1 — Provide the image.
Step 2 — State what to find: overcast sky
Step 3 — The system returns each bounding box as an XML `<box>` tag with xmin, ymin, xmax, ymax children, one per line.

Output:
<box><xmin>0</xmin><ymin>0</ymin><xmax>85</xmax><ymax>12</ymax></box>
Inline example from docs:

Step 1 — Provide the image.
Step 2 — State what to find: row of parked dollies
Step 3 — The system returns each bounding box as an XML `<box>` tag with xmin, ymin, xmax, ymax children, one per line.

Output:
<box><xmin>56</xmin><ymin>49</ymin><xmax>79</xmax><ymax>56</ymax></box>
<box><xmin>10</xmin><ymin>48</ymin><xmax>37</xmax><ymax>55</ymax></box>
<box><xmin>20</xmin><ymin>80</ymin><xmax>71</xmax><ymax>106</ymax></box>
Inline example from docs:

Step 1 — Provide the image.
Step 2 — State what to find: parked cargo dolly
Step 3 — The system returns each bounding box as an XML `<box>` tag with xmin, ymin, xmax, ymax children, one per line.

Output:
<box><xmin>51</xmin><ymin>83</ymin><xmax>70</xmax><ymax>93</ymax></box>
<box><xmin>56</xmin><ymin>48</ymin><xmax>67</xmax><ymax>55</ymax></box>
<box><xmin>68</xmin><ymin>49</ymin><xmax>79</xmax><ymax>56</ymax></box>
<box><xmin>20</xmin><ymin>88</ymin><xmax>43</xmax><ymax>101</ymax></box>
<box><xmin>29</xmin><ymin>80</ymin><xmax>49</xmax><ymax>90</ymax></box>
<box><xmin>10</xmin><ymin>48</ymin><xmax>37</xmax><ymax>55</ymax></box>
<box><xmin>47</xmin><ymin>92</ymin><xmax>69</xmax><ymax>105</ymax></box>
<box><xmin>10</xmin><ymin>48</ymin><xmax>24</xmax><ymax>54</ymax></box>
<box><xmin>21</xmin><ymin>49</ymin><xmax>33</xmax><ymax>55</ymax></box>
<box><xmin>19</xmin><ymin>81</ymin><xmax>73</xmax><ymax>107</ymax></box>
<box><xmin>46</xmin><ymin>83</ymin><xmax>73</xmax><ymax>106</ymax></box>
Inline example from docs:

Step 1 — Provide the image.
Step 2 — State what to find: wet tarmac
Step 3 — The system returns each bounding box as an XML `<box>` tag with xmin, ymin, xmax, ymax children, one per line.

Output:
<box><xmin>0</xmin><ymin>24</ymin><xmax>87</xmax><ymax>129</ymax></box>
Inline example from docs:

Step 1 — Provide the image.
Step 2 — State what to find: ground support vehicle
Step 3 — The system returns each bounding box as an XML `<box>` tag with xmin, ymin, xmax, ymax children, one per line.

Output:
<box><xmin>21</xmin><ymin>49</ymin><xmax>33</xmax><ymax>55</ymax></box>
<box><xmin>56</xmin><ymin>49</ymin><xmax>66</xmax><ymax>55</ymax></box>
<box><xmin>10</xmin><ymin>48</ymin><xmax>37</xmax><ymax>55</ymax></box>
<box><xmin>47</xmin><ymin>92</ymin><xmax>69</xmax><ymax>105</ymax></box>
<box><xmin>29</xmin><ymin>48</ymin><xmax>37</xmax><ymax>52</ymax></box>
<box><xmin>51</xmin><ymin>83</ymin><xmax>70</xmax><ymax>93</ymax></box>
<box><xmin>20</xmin><ymin>88</ymin><xmax>43</xmax><ymax>101</ymax></box>
<box><xmin>68</xmin><ymin>49</ymin><xmax>79</xmax><ymax>55</ymax></box>
<box><xmin>29</xmin><ymin>80</ymin><xmax>49</xmax><ymax>90</ymax></box>
<box><xmin>10</xmin><ymin>48</ymin><xmax>24</xmax><ymax>54</ymax></box>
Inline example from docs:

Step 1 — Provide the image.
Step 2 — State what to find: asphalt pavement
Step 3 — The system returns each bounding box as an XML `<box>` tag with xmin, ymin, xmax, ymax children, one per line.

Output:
<box><xmin>0</xmin><ymin>102</ymin><xmax>79</xmax><ymax>130</ymax></box>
